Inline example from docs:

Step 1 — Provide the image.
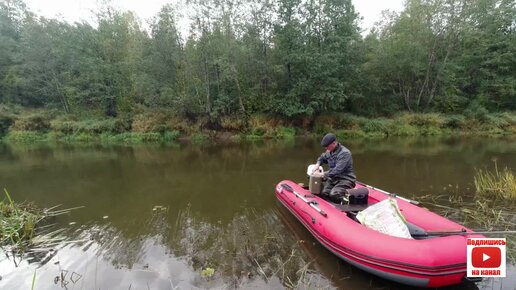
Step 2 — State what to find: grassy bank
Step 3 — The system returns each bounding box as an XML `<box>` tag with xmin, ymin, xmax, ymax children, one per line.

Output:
<box><xmin>1</xmin><ymin>107</ymin><xmax>515</xmax><ymax>144</ymax></box>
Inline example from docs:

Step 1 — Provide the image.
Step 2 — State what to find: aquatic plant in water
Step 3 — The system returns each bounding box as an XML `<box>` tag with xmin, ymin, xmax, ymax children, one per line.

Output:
<box><xmin>418</xmin><ymin>185</ymin><xmax>516</xmax><ymax>263</ymax></box>
<box><xmin>1</xmin><ymin>189</ymin><xmax>81</xmax><ymax>253</ymax></box>
<box><xmin>0</xmin><ymin>189</ymin><xmax>43</xmax><ymax>247</ymax></box>
<box><xmin>474</xmin><ymin>165</ymin><xmax>516</xmax><ymax>200</ymax></box>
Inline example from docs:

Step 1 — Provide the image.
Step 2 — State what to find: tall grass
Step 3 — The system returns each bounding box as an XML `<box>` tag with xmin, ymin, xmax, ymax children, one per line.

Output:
<box><xmin>474</xmin><ymin>166</ymin><xmax>516</xmax><ymax>200</ymax></box>
<box><xmin>5</xmin><ymin>131</ymin><xmax>48</xmax><ymax>143</ymax></box>
<box><xmin>1</xmin><ymin>189</ymin><xmax>43</xmax><ymax>246</ymax></box>
<box><xmin>99</xmin><ymin>132</ymin><xmax>163</xmax><ymax>143</ymax></box>
<box><xmin>191</xmin><ymin>133</ymin><xmax>208</xmax><ymax>143</ymax></box>
<box><xmin>418</xmin><ymin>183</ymin><xmax>516</xmax><ymax>262</ymax></box>
<box><xmin>1</xmin><ymin>189</ymin><xmax>81</xmax><ymax>252</ymax></box>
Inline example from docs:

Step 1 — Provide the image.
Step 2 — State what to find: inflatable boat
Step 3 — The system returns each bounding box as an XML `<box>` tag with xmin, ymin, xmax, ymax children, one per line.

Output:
<box><xmin>275</xmin><ymin>180</ymin><xmax>483</xmax><ymax>287</ymax></box>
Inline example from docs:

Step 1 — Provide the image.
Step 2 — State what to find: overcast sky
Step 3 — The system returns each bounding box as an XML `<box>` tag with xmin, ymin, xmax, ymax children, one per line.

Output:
<box><xmin>24</xmin><ymin>0</ymin><xmax>404</xmax><ymax>33</ymax></box>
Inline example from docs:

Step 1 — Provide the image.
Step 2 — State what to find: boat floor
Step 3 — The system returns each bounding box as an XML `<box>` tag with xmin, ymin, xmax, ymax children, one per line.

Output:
<box><xmin>328</xmin><ymin>199</ymin><xmax>430</xmax><ymax>239</ymax></box>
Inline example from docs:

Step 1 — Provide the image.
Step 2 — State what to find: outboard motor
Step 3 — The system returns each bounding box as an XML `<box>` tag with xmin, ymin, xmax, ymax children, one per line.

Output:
<box><xmin>307</xmin><ymin>164</ymin><xmax>323</xmax><ymax>195</ymax></box>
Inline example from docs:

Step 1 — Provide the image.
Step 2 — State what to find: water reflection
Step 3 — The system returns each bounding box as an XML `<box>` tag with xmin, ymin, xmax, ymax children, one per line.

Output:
<box><xmin>0</xmin><ymin>206</ymin><xmax>332</xmax><ymax>289</ymax></box>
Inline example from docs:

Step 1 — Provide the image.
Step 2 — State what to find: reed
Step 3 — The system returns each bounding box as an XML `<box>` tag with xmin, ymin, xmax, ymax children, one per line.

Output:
<box><xmin>418</xmin><ymin>185</ymin><xmax>516</xmax><ymax>262</ymax></box>
<box><xmin>474</xmin><ymin>166</ymin><xmax>516</xmax><ymax>200</ymax></box>
<box><xmin>31</xmin><ymin>270</ymin><xmax>36</xmax><ymax>290</ymax></box>
<box><xmin>1</xmin><ymin>189</ymin><xmax>42</xmax><ymax>246</ymax></box>
<box><xmin>1</xmin><ymin>189</ymin><xmax>81</xmax><ymax>252</ymax></box>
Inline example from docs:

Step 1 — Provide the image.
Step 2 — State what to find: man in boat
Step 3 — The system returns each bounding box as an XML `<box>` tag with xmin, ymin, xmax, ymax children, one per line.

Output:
<box><xmin>312</xmin><ymin>133</ymin><xmax>356</xmax><ymax>202</ymax></box>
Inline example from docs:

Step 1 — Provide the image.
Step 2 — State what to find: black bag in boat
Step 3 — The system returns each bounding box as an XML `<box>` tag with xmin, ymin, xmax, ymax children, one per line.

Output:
<box><xmin>347</xmin><ymin>187</ymin><xmax>369</xmax><ymax>205</ymax></box>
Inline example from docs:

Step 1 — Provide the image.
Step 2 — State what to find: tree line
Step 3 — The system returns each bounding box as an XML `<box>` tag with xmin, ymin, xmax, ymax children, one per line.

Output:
<box><xmin>0</xmin><ymin>0</ymin><xmax>514</xmax><ymax>122</ymax></box>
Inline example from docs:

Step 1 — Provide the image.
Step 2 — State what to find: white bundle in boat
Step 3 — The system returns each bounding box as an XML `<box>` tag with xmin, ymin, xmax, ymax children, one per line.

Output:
<box><xmin>356</xmin><ymin>198</ymin><xmax>413</xmax><ymax>239</ymax></box>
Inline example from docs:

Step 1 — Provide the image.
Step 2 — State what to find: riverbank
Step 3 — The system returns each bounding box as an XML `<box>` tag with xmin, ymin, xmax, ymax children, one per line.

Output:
<box><xmin>1</xmin><ymin>107</ymin><xmax>515</xmax><ymax>144</ymax></box>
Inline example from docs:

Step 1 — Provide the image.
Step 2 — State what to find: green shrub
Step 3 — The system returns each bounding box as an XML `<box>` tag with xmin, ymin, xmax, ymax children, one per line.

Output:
<box><xmin>349</xmin><ymin>115</ymin><xmax>370</xmax><ymax>128</ymax></box>
<box><xmin>336</xmin><ymin>114</ymin><xmax>362</xmax><ymax>130</ymax></box>
<box><xmin>134</xmin><ymin>132</ymin><xmax>162</xmax><ymax>142</ymax></box>
<box><xmin>444</xmin><ymin>115</ymin><xmax>466</xmax><ymax>129</ymax></box>
<box><xmin>485</xmin><ymin>114</ymin><xmax>511</xmax><ymax>130</ymax></box>
<box><xmin>314</xmin><ymin>115</ymin><xmax>339</xmax><ymax>129</ymax></box>
<box><xmin>0</xmin><ymin>114</ymin><xmax>14</xmax><ymax>136</ymax></box>
<box><xmin>132</xmin><ymin>112</ymin><xmax>167</xmax><ymax>133</ymax></box>
<box><xmin>83</xmin><ymin>119</ymin><xmax>118</xmax><ymax>134</ymax></box>
<box><xmin>400</xmin><ymin>113</ymin><xmax>445</xmax><ymax>128</ymax></box>
<box><xmin>419</xmin><ymin>126</ymin><xmax>443</xmax><ymax>135</ymax></box>
<box><xmin>191</xmin><ymin>133</ymin><xmax>208</xmax><ymax>143</ymax></box>
<box><xmin>230</xmin><ymin>134</ymin><xmax>245</xmax><ymax>141</ymax></box>
<box><xmin>114</xmin><ymin>118</ymin><xmax>132</xmax><ymax>133</ymax></box>
<box><xmin>51</xmin><ymin>118</ymin><xmax>123</xmax><ymax>134</ymax></box>
<box><xmin>220</xmin><ymin>117</ymin><xmax>247</xmax><ymax>132</ymax></box>
<box><xmin>274</xmin><ymin>127</ymin><xmax>296</xmax><ymax>139</ymax></box>
<box><xmin>68</xmin><ymin>133</ymin><xmax>96</xmax><ymax>142</ymax></box>
<box><xmin>312</xmin><ymin>123</ymin><xmax>334</xmax><ymax>135</ymax></box>
<box><xmin>396</xmin><ymin>113</ymin><xmax>446</xmax><ymax>135</ymax></box>
<box><xmin>99</xmin><ymin>132</ymin><xmax>162</xmax><ymax>144</ymax></box>
<box><xmin>163</xmin><ymin>117</ymin><xmax>192</xmax><ymax>134</ymax></box>
<box><xmin>250</xmin><ymin>127</ymin><xmax>266</xmax><ymax>137</ymax></box>
<box><xmin>5</xmin><ymin>131</ymin><xmax>47</xmax><ymax>143</ymax></box>
<box><xmin>434</xmin><ymin>94</ymin><xmax>469</xmax><ymax>113</ymax></box>
<box><xmin>335</xmin><ymin>129</ymin><xmax>368</xmax><ymax>139</ymax></box>
<box><xmin>163</xmin><ymin>131</ymin><xmax>181</xmax><ymax>142</ymax></box>
<box><xmin>50</xmin><ymin>119</ymin><xmax>76</xmax><ymax>134</ymax></box>
<box><xmin>464</xmin><ymin>101</ymin><xmax>489</xmax><ymax>121</ymax></box>
<box><xmin>242</xmin><ymin>133</ymin><xmax>263</xmax><ymax>140</ymax></box>
<box><xmin>360</xmin><ymin>119</ymin><xmax>391</xmax><ymax>134</ymax></box>
<box><xmin>12</xmin><ymin>114</ymin><xmax>51</xmax><ymax>132</ymax></box>
<box><xmin>498</xmin><ymin>112</ymin><xmax>516</xmax><ymax>126</ymax></box>
<box><xmin>389</xmin><ymin>123</ymin><xmax>419</xmax><ymax>136</ymax></box>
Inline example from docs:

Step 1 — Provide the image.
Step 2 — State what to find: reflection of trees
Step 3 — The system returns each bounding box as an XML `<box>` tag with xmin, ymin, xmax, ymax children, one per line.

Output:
<box><xmin>73</xmin><ymin>208</ymin><xmax>171</xmax><ymax>269</ymax></box>
<box><xmin>348</xmin><ymin>136</ymin><xmax>516</xmax><ymax>157</ymax></box>
<box><xmin>5</xmin><ymin>206</ymin><xmax>331</xmax><ymax>288</ymax></box>
<box><xmin>171</xmin><ymin>206</ymin><xmax>331</xmax><ymax>289</ymax></box>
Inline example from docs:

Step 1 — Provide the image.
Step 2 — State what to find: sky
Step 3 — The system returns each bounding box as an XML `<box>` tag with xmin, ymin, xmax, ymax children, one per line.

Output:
<box><xmin>24</xmin><ymin>0</ymin><xmax>404</xmax><ymax>33</ymax></box>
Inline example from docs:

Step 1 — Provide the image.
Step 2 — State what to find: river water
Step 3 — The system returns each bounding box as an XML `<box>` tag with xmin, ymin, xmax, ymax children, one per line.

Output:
<box><xmin>0</xmin><ymin>136</ymin><xmax>515</xmax><ymax>289</ymax></box>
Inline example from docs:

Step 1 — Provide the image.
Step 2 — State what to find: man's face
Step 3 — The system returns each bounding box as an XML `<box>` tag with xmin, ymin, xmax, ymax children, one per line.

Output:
<box><xmin>325</xmin><ymin>141</ymin><xmax>337</xmax><ymax>152</ymax></box>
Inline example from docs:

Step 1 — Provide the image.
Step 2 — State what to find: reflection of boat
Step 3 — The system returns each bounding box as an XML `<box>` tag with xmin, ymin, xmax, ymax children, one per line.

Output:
<box><xmin>275</xmin><ymin>180</ymin><xmax>484</xmax><ymax>288</ymax></box>
<box><xmin>276</xmin><ymin>202</ymin><xmax>395</xmax><ymax>289</ymax></box>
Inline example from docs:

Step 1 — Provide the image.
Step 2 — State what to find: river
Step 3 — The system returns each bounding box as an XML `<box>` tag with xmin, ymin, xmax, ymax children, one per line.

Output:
<box><xmin>0</xmin><ymin>136</ymin><xmax>515</xmax><ymax>289</ymax></box>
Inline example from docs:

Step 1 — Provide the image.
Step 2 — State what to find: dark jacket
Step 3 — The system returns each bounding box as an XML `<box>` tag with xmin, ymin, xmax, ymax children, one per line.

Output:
<box><xmin>317</xmin><ymin>143</ymin><xmax>356</xmax><ymax>183</ymax></box>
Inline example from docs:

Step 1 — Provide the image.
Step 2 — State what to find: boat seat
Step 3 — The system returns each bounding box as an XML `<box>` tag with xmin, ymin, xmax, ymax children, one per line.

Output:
<box><xmin>335</xmin><ymin>204</ymin><xmax>369</xmax><ymax>212</ymax></box>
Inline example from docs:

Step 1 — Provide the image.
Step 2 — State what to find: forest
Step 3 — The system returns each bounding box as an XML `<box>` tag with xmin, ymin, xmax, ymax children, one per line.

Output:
<box><xmin>0</xmin><ymin>0</ymin><xmax>514</xmax><ymax>140</ymax></box>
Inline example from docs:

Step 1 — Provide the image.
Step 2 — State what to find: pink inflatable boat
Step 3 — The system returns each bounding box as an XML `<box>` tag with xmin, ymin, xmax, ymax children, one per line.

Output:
<box><xmin>275</xmin><ymin>180</ymin><xmax>484</xmax><ymax>287</ymax></box>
